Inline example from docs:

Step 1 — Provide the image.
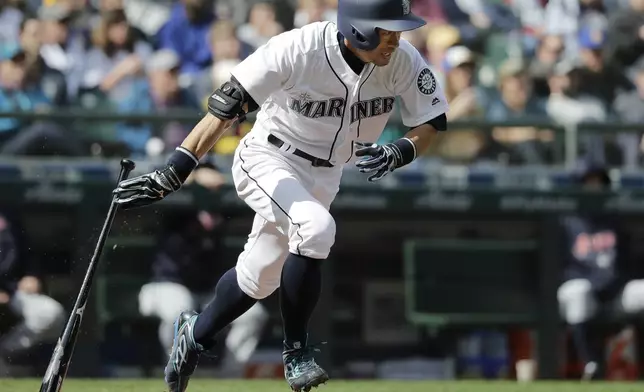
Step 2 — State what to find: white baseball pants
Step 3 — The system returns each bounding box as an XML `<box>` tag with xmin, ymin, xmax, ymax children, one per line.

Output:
<box><xmin>231</xmin><ymin>134</ymin><xmax>342</xmax><ymax>299</ymax></box>
<box><xmin>558</xmin><ymin>278</ymin><xmax>644</xmax><ymax>324</ymax></box>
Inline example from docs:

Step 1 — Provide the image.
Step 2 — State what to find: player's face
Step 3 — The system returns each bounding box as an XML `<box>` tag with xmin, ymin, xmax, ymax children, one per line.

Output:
<box><xmin>362</xmin><ymin>29</ymin><xmax>402</xmax><ymax>66</ymax></box>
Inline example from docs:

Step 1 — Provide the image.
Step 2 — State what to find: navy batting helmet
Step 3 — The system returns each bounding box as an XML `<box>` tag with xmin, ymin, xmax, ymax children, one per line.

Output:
<box><xmin>337</xmin><ymin>0</ymin><xmax>427</xmax><ymax>51</ymax></box>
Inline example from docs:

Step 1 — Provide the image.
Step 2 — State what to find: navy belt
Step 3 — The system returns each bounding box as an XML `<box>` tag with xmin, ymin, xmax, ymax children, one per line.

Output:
<box><xmin>267</xmin><ymin>134</ymin><xmax>334</xmax><ymax>168</ymax></box>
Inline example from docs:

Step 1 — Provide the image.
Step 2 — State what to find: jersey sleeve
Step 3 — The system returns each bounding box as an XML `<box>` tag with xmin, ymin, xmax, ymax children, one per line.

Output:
<box><xmin>394</xmin><ymin>41</ymin><xmax>449</xmax><ymax>128</ymax></box>
<box><xmin>230</xmin><ymin>30</ymin><xmax>300</xmax><ymax>106</ymax></box>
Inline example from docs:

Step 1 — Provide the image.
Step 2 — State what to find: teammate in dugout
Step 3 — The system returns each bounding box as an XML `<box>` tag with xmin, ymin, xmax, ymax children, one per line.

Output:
<box><xmin>113</xmin><ymin>0</ymin><xmax>449</xmax><ymax>391</ymax></box>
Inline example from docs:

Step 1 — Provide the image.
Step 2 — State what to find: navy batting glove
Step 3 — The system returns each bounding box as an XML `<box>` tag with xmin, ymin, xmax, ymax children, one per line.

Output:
<box><xmin>354</xmin><ymin>142</ymin><xmax>403</xmax><ymax>182</ymax></box>
<box><xmin>113</xmin><ymin>165</ymin><xmax>182</xmax><ymax>209</ymax></box>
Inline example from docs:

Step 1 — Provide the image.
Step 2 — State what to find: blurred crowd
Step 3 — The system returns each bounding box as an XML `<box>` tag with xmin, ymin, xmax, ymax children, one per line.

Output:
<box><xmin>0</xmin><ymin>0</ymin><xmax>642</xmax><ymax>165</ymax></box>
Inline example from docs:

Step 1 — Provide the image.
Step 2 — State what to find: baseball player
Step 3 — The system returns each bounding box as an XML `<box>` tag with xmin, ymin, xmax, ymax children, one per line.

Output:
<box><xmin>113</xmin><ymin>0</ymin><xmax>449</xmax><ymax>391</ymax></box>
<box><xmin>558</xmin><ymin>166</ymin><xmax>644</xmax><ymax>380</ymax></box>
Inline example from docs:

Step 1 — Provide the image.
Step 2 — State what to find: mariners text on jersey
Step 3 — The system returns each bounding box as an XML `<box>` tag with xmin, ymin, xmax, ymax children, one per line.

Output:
<box><xmin>288</xmin><ymin>94</ymin><xmax>396</xmax><ymax>124</ymax></box>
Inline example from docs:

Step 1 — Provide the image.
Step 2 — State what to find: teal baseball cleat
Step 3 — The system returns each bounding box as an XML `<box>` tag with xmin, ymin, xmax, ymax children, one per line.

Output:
<box><xmin>282</xmin><ymin>342</ymin><xmax>329</xmax><ymax>392</ymax></box>
<box><xmin>164</xmin><ymin>311</ymin><xmax>203</xmax><ymax>392</ymax></box>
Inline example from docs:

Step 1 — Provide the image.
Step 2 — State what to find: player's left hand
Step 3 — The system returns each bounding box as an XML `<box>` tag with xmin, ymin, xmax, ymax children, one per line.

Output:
<box><xmin>354</xmin><ymin>142</ymin><xmax>402</xmax><ymax>182</ymax></box>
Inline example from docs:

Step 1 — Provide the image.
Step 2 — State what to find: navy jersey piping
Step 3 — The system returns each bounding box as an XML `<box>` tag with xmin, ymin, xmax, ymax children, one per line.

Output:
<box><xmin>346</xmin><ymin>65</ymin><xmax>376</xmax><ymax>163</ymax></box>
<box><xmin>324</xmin><ymin>23</ymin><xmax>349</xmax><ymax>162</ymax></box>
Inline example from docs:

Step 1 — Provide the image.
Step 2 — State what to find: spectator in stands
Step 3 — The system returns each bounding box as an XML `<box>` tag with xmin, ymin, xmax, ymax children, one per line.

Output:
<box><xmin>195</xmin><ymin>20</ymin><xmax>250</xmax><ymax>106</ymax></box>
<box><xmin>400</xmin><ymin>27</ymin><xmax>429</xmax><ymax>59</ymax></box>
<box><xmin>237</xmin><ymin>2</ymin><xmax>284</xmax><ymax>50</ymax></box>
<box><xmin>440</xmin><ymin>0</ymin><xmax>490</xmax><ymax>44</ymax></box>
<box><xmin>432</xmin><ymin>45</ymin><xmax>488</xmax><ymax>162</ymax></box>
<box><xmin>0</xmin><ymin>43</ymin><xmax>84</xmax><ymax>155</ymax></box>
<box><xmin>16</xmin><ymin>17</ymin><xmax>68</xmax><ymax>105</ymax></box>
<box><xmin>546</xmin><ymin>60</ymin><xmax>609</xmax><ymax>164</ymax></box>
<box><xmin>156</xmin><ymin>0</ymin><xmax>215</xmax><ymax>82</ymax></box>
<box><xmin>293</xmin><ymin>0</ymin><xmax>336</xmax><ymax>28</ymax></box>
<box><xmin>0</xmin><ymin>213</ymin><xmax>65</xmax><ymax>375</ymax></box>
<box><xmin>212</xmin><ymin>0</ymin><xmax>246</xmax><ymax>26</ymax></box>
<box><xmin>557</xmin><ymin>166</ymin><xmax>644</xmax><ymax>380</ymax></box>
<box><xmin>613</xmin><ymin>58</ymin><xmax>644</xmax><ymax>166</ymax></box>
<box><xmin>487</xmin><ymin>59</ymin><xmax>547</xmax><ymax>121</ymax></box>
<box><xmin>62</xmin><ymin>0</ymin><xmax>100</xmax><ymax>32</ymax></box>
<box><xmin>576</xmin><ymin>26</ymin><xmax>633</xmax><ymax>107</ymax></box>
<box><xmin>546</xmin><ymin>60</ymin><xmax>608</xmax><ymax>125</ymax></box>
<box><xmin>87</xmin><ymin>0</ymin><xmax>150</xmax><ymax>39</ymax></box>
<box><xmin>543</xmin><ymin>0</ymin><xmax>610</xmax><ymax>58</ymax></box>
<box><xmin>96</xmin><ymin>0</ymin><xmax>124</xmax><ymax>11</ymax></box>
<box><xmin>529</xmin><ymin>34</ymin><xmax>565</xmax><ymax>98</ymax></box>
<box><xmin>17</xmin><ymin>16</ymin><xmax>42</xmax><ymax>62</ymax></box>
<box><xmin>506</xmin><ymin>0</ymin><xmax>547</xmax><ymax>39</ymax></box>
<box><xmin>209</xmin><ymin>20</ymin><xmax>252</xmax><ymax>62</ymax></box>
<box><xmin>38</xmin><ymin>4</ymin><xmax>88</xmax><ymax>101</ymax></box>
<box><xmin>115</xmin><ymin>49</ymin><xmax>200</xmax><ymax>156</ymax></box>
<box><xmin>138</xmin><ymin>163</ymin><xmax>268</xmax><ymax>371</ymax></box>
<box><xmin>486</xmin><ymin>59</ymin><xmax>551</xmax><ymax>164</ymax></box>
<box><xmin>424</xmin><ymin>24</ymin><xmax>461</xmax><ymax>76</ymax></box>
<box><xmin>144</xmin><ymin>50</ymin><xmax>199</xmax><ymax>110</ymax></box>
<box><xmin>605</xmin><ymin>0</ymin><xmax>644</xmax><ymax>69</ymax></box>
<box><xmin>0</xmin><ymin>0</ymin><xmax>24</xmax><ymax>49</ymax></box>
<box><xmin>82</xmin><ymin>8</ymin><xmax>152</xmax><ymax>101</ymax></box>
<box><xmin>459</xmin><ymin>0</ymin><xmax>523</xmax><ymax>33</ymax></box>
<box><xmin>92</xmin><ymin>0</ymin><xmax>172</xmax><ymax>38</ymax></box>
<box><xmin>0</xmin><ymin>45</ymin><xmax>49</xmax><ymax>139</ymax></box>
<box><xmin>614</xmin><ymin>58</ymin><xmax>644</xmax><ymax>123</ymax></box>
<box><xmin>443</xmin><ymin>45</ymin><xmax>484</xmax><ymax>120</ymax></box>
<box><xmin>410</xmin><ymin>0</ymin><xmax>448</xmax><ymax>24</ymax></box>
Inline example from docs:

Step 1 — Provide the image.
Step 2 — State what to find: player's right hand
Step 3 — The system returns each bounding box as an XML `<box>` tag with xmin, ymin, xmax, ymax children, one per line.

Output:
<box><xmin>113</xmin><ymin>165</ymin><xmax>182</xmax><ymax>209</ymax></box>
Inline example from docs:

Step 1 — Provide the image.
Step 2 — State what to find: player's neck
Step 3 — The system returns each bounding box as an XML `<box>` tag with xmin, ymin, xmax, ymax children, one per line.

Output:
<box><xmin>343</xmin><ymin>38</ymin><xmax>369</xmax><ymax>63</ymax></box>
<box><xmin>338</xmin><ymin>34</ymin><xmax>366</xmax><ymax>75</ymax></box>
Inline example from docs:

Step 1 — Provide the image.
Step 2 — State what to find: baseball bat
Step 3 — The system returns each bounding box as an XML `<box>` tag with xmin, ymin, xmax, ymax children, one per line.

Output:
<box><xmin>39</xmin><ymin>159</ymin><xmax>136</xmax><ymax>392</ymax></box>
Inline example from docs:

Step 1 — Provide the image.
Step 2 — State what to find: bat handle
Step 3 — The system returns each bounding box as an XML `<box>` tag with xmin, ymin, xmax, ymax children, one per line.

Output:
<box><xmin>118</xmin><ymin>159</ymin><xmax>136</xmax><ymax>182</ymax></box>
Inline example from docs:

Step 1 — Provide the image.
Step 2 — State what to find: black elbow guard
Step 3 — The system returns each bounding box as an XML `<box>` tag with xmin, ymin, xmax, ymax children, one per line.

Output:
<box><xmin>207</xmin><ymin>78</ymin><xmax>260</xmax><ymax>121</ymax></box>
<box><xmin>208</xmin><ymin>80</ymin><xmax>246</xmax><ymax>121</ymax></box>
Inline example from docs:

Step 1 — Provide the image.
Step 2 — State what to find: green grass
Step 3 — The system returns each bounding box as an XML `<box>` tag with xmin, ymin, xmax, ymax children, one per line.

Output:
<box><xmin>1</xmin><ymin>380</ymin><xmax>644</xmax><ymax>392</ymax></box>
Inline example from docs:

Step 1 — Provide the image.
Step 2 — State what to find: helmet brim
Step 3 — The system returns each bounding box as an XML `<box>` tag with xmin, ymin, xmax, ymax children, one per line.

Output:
<box><xmin>352</xmin><ymin>14</ymin><xmax>427</xmax><ymax>34</ymax></box>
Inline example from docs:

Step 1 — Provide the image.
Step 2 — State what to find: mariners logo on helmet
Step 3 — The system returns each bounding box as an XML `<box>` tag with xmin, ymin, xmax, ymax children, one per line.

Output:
<box><xmin>402</xmin><ymin>0</ymin><xmax>410</xmax><ymax>15</ymax></box>
<box><xmin>417</xmin><ymin>68</ymin><xmax>436</xmax><ymax>95</ymax></box>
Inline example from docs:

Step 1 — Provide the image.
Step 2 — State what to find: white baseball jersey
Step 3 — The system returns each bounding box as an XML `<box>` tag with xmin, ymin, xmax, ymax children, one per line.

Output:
<box><xmin>229</xmin><ymin>21</ymin><xmax>449</xmax><ymax>299</ymax></box>
<box><xmin>231</xmin><ymin>21</ymin><xmax>449</xmax><ymax>165</ymax></box>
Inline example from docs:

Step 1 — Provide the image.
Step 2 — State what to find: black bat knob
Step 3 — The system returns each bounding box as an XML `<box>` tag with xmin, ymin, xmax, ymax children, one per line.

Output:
<box><xmin>118</xmin><ymin>159</ymin><xmax>136</xmax><ymax>181</ymax></box>
<box><xmin>120</xmin><ymin>159</ymin><xmax>136</xmax><ymax>172</ymax></box>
